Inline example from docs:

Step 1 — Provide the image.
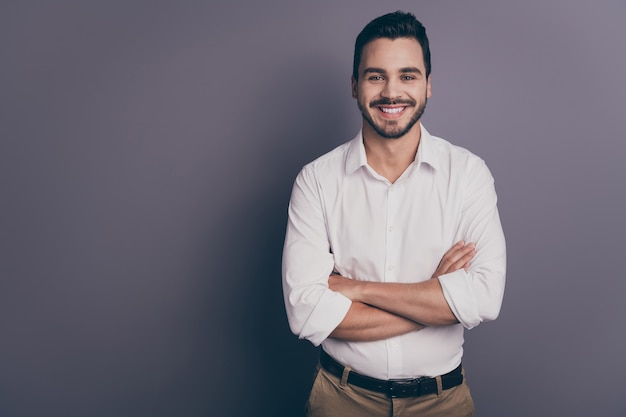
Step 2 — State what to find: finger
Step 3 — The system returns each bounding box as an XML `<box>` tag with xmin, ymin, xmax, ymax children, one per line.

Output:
<box><xmin>439</xmin><ymin>243</ymin><xmax>475</xmax><ymax>272</ymax></box>
<box><xmin>441</xmin><ymin>241</ymin><xmax>471</xmax><ymax>262</ymax></box>
<box><xmin>446</xmin><ymin>249</ymin><xmax>476</xmax><ymax>273</ymax></box>
<box><xmin>441</xmin><ymin>249</ymin><xmax>475</xmax><ymax>274</ymax></box>
<box><xmin>438</xmin><ymin>241</ymin><xmax>465</xmax><ymax>261</ymax></box>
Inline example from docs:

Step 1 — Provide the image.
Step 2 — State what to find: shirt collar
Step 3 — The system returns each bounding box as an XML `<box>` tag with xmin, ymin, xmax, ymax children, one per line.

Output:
<box><xmin>345</xmin><ymin>124</ymin><xmax>440</xmax><ymax>175</ymax></box>
<box><xmin>345</xmin><ymin>131</ymin><xmax>368</xmax><ymax>174</ymax></box>
<box><xmin>415</xmin><ymin>124</ymin><xmax>440</xmax><ymax>171</ymax></box>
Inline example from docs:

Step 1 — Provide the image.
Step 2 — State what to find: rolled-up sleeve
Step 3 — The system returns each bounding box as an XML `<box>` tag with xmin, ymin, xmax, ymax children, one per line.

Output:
<box><xmin>282</xmin><ymin>166</ymin><xmax>352</xmax><ymax>346</ymax></box>
<box><xmin>438</xmin><ymin>160</ymin><xmax>507</xmax><ymax>329</ymax></box>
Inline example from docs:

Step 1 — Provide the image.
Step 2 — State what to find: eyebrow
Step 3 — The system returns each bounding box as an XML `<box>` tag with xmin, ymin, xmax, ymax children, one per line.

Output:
<box><xmin>362</xmin><ymin>67</ymin><xmax>387</xmax><ymax>75</ymax></box>
<box><xmin>399</xmin><ymin>67</ymin><xmax>423</xmax><ymax>75</ymax></box>
<box><xmin>362</xmin><ymin>67</ymin><xmax>423</xmax><ymax>75</ymax></box>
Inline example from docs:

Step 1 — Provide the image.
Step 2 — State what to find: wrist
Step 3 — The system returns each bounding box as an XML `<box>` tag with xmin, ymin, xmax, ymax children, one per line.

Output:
<box><xmin>354</xmin><ymin>280</ymin><xmax>370</xmax><ymax>303</ymax></box>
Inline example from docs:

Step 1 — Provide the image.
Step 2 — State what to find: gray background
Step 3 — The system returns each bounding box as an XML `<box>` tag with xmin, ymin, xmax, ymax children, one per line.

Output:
<box><xmin>1</xmin><ymin>1</ymin><xmax>625</xmax><ymax>416</ymax></box>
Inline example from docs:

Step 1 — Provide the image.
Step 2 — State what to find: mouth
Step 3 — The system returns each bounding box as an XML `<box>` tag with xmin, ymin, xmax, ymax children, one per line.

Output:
<box><xmin>376</xmin><ymin>106</ymin><xmax>407</xmax><ymax>118</ymax></box>
<box><xmin>379</xmin><ymin>106</ymin><xmax>405</xmax><ymax>114</ymax></box>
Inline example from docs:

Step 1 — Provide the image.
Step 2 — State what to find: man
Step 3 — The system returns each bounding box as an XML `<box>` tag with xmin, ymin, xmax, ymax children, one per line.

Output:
<box><xmin>282</xmin><ymin>11</ymin><xmax>506</xmax><ymax>417</ymax></box>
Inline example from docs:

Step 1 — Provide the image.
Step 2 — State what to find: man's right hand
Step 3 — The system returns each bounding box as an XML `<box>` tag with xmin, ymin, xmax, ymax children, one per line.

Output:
<box><xmin>431</xmin><ymin>241</ymin><xmax>476</xmax><ymax>279</ymax></box>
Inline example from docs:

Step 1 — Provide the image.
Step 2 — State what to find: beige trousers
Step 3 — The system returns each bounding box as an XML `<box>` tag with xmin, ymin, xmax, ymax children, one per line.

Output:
<box><xmin>306</xmin><ymin>366</ymin><xmax>475</xmax><ymax>417</ymax></box>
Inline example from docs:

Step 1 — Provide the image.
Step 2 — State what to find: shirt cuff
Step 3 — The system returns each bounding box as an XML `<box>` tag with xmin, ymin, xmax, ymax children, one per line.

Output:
<box><xmin>298</xmin><ymin>289</ymin><xmax>352</xmax><ymax>346</ymax></box>
<box><xmin>438</xmin><ymin>269</ymin><xmax>481</xmax><ymax>329</ymax></box>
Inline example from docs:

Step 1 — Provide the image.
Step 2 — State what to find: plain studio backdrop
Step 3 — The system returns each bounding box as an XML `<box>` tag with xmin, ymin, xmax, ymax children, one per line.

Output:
<box><xmin>1</xmin><ymin>1</ymin><xmax>625</xmax><ymax>416</ymax></box>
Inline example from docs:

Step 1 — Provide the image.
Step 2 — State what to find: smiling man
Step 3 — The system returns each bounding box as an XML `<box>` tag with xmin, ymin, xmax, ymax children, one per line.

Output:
<box><xmin>282</xmin><ymin>11</ymin><xmax>506</xmax><ymax>417</ymax></box>
<box><xmin>355</xmin><ymin>37</ymin><xmax>429</xmax><ymax>141</ymax></box>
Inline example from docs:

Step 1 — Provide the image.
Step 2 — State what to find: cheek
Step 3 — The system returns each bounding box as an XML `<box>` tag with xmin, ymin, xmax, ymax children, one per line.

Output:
<box><xmin>357</xmin><ymin>87</ymin><xmax>378</xmax><ymax>104</ymax></box>
<box><xmin>354</xmin><ymin>89</ymin><xmax>367</xmax><ymax>104</ymax></box>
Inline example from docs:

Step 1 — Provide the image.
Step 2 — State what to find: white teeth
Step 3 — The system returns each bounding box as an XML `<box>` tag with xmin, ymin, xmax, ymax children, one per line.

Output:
<box><xmin>380</xmin><ymin>107</ymin><xmax>404</xmax><ymax>114</ymax></box>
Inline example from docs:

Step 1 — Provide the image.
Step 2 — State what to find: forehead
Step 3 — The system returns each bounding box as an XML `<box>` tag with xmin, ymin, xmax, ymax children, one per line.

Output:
<box><xmin>359</xmin><ymin>37</ymin><xmax>425</xmax><ymax>73</ymax></box>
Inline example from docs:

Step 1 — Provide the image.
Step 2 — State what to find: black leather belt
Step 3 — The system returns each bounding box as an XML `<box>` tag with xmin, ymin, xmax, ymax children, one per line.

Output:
<box><xmin>320</xmin><ymin>350</ymin><xmax>463</xmax><ymax>398</ymax></box>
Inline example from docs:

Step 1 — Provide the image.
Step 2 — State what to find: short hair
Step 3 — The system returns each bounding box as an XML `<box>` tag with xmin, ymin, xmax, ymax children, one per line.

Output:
<box><xmin>352</xmin><ymin>11</ymin><xmax>431</xmax><ymax>81</ymax></box>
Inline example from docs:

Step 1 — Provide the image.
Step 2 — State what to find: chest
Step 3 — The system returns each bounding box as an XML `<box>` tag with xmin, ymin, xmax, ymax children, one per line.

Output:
<box><xmin>323</xmin><ymin>171</ymin><xmax>463</xmax><ymax>282</ymax></box>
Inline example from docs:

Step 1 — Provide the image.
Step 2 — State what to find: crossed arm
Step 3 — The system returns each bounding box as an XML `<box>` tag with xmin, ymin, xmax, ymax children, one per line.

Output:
<box><xmin>328</xmin><ymin>241</ymin><xmax>475</xmax><ymax>341</ymax></box>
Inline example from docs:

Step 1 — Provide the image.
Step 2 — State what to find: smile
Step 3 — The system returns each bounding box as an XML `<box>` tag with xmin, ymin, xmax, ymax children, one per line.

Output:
<box><xmin>379</xmin><ymin>107</ymin><xmax>405</xmax><ymax>114</ymax></box>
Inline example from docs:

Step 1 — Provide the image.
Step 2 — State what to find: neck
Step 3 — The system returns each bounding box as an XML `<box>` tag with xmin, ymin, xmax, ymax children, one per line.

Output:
<box><xmin>362</xmin><ymin>122</ymin><xmax>422</xmax><ymax>183</ymax></box>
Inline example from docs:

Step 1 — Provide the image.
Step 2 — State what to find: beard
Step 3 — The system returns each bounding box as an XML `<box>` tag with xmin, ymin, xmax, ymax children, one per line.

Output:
<box><xmin>358</xmin><ymin>96</ymin><xmax>427</xmax><ymax>139</ymax></box>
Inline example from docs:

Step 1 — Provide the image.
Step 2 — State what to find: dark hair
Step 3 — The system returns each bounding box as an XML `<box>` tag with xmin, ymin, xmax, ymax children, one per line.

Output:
<box><xmin>352</xmin><ymin>11</ymin><xmax>431</xmax><ymax>80</ymax></box>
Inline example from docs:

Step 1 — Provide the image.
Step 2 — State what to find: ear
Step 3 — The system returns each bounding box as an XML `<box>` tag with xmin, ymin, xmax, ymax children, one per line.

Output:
<box><xmin>351</xmin><ymin>76</ymin><xmax>358</xmax><ymax>99</ymax></box>
<box><xmin>426</xmin><ymin>74</ymin><xmax>432</xmax><ymax>99</ymax></box>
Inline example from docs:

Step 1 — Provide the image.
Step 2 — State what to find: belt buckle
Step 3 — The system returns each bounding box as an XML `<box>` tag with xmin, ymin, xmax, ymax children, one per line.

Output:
<box><xmin>388</xmin><ymin>378</ymin><xmax>421</xmax><ymax>398</ymax></box>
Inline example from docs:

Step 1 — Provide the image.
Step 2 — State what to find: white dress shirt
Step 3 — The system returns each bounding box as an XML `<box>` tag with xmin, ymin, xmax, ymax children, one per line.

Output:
<box><xmin>282</xmin><ymin>124</ymin><xmax>506</xmax><ymax>380</ymax></box>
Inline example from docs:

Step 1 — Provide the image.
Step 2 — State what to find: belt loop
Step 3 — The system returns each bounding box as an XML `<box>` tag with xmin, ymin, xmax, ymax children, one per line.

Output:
<box><xmin>340</xmin><ymin>365</ymin><xmax>351</xmax><ymax>388</ymax></box>
<box><xmin>435</xmin><ymin>375</ymin><xmax>443</xmax><ymax>396</ymax></box>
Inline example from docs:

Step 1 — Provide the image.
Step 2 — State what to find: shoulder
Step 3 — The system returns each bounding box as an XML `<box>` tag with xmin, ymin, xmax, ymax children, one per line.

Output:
<box><xmin>426</xmin><ymin>132</ymin><xmax>490</xmax><ymax>177</ymax></box>
<box><xmin>430</xmin><ymin>133</ymin><xmax>484</xmax><ymax>162</ymax></box>
<box><xmin>304</xmin><ymin>142</ymin><xmax>350</xmax><ymax>170</ymax></box>
<box><xmin>297</xmin><ymin>135</ymin><xmax>358</xmax><ymax>182</ymax></box>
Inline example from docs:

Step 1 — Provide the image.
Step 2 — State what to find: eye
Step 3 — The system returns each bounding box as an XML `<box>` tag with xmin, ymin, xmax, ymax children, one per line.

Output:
<box><xmin>368</xmin><ymin>75</ymin><xmax>384</xmax><ymax>81</ymax></box>
<box><xmin>401</xmin><ymin>75</ymin><xmax>416</xmax><ymax>81</ymax></box>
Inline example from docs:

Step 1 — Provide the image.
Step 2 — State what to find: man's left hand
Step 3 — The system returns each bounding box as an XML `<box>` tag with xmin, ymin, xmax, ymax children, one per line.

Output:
<box><xmin>328</xmin><ymin>274</ymin><xmax>363</xmax><ymax>301</ymax></box>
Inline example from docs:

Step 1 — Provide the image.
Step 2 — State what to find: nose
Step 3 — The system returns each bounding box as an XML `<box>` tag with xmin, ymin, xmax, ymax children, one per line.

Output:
<box><xmin>381</xmin><ymin>78</ymin><xmax>402</xmax><ymax>100</ymax></box>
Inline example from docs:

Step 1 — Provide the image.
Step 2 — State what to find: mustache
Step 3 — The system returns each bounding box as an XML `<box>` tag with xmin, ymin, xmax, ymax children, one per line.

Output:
<box><xmin>369</xmin><ymin>98</ymin><xmax>416</xmax><ymax>107</ymax></box>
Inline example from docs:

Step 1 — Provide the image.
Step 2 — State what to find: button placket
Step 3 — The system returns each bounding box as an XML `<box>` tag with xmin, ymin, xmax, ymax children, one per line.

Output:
<box><xmin>385</xmin><ymin>183</ymin><xmax>403</xmax><ymax>377</ymax></box>
<box><xmin>384</xmin><ymin>184</ymin><xmax>400</xmax><ymax>282</ymax></box>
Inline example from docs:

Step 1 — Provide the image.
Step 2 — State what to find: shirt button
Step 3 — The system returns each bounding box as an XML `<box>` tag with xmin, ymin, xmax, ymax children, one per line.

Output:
<box><xmin>391</xmin><ymin>341</ymin><xmax>398</xmax><ymax>347</ymax></box>
<box><xmin>387</xmin><ymin>265</ymin><xmax>394</xmax><ymax>271</ymax></box>
<box><xmin>389</xmin><ymin>226</ymin><xmax>394</xmax><ymax>232</ymax></box>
